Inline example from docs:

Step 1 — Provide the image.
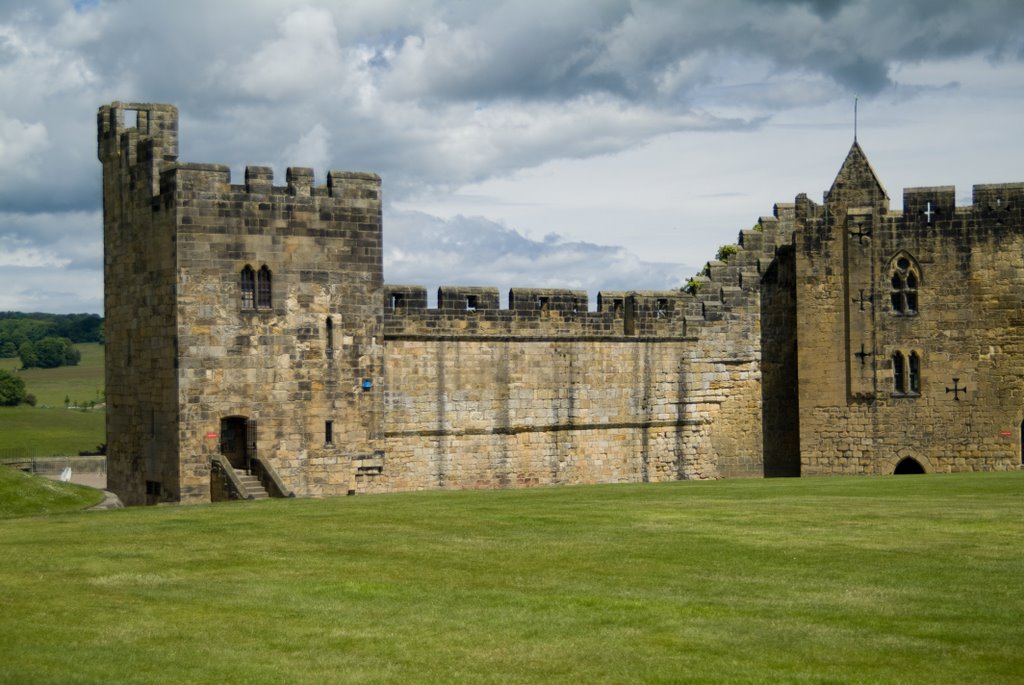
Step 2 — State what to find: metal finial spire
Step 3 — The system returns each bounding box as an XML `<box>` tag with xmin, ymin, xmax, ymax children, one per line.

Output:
<box><xmin>854</xmin><ymin>96</ymin><xmax>858</xmax><ymax>143</ymax></box>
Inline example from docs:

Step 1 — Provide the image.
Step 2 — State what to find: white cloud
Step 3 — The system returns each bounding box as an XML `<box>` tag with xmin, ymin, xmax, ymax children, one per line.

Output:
<box><xmin>0</xmin><ymin>115</ymin><xmax>48</xmax><ymax>177</ymax></box>
<box><xmin>384</xmin><ymin>209</ymin><xmax>690</xmax><ymax>306</ymax></box>
<box><xmin>0</xmin><ymin>236</ymin><xmax>69</xmax><ymax>268</ymax></box>
<box><xmin>234</xmin><ymin>7</ymin><xmax>346</xmax><ymax>99</ymax></box>
<box><xmin>282</xmin><ymin>123</ymin><xmax>332</xmax><ymax>174</ymax></box>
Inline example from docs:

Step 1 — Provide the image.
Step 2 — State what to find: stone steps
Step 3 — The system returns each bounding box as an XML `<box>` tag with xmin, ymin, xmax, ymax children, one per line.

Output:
<box><xmin>233</xmin><ymin>468</ymin><xmax>270</xmax><ymax>499</ymax></box>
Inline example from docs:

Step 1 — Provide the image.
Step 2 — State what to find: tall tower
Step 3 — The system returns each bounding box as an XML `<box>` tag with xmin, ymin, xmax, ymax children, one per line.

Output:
<box><xmin>98</xmin><ymin>102</ymin><xmax>384</xmax><ymax>504</ymax></box>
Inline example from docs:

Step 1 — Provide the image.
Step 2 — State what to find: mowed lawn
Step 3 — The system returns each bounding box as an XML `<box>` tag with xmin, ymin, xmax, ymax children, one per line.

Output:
<box><xmin>0</xmin><ymin>473</ymin><xmax>1022</xmax><ymax>684</ymax></box>
<box><xmin>0</xmin><ymin>343</ymin><xmax>104</xmax><ymax>458</ymax></box>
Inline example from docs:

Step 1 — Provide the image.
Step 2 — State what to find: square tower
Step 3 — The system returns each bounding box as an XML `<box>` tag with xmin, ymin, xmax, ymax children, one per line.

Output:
<box><xmin>98</xmin><ymin>102</ymin><xmax>384</xmax><ymax>505</ymax></box>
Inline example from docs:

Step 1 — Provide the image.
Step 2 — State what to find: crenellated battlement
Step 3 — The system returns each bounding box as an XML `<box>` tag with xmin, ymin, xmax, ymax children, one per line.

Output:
<box><xmin>97</xmin><ymin>101</ymin><xmax>179</xmax><ymax>164</ymax></box>
<box><xmin>383</xmin><ymin>285</ymin><xmax>694</xmax><ymax>338</ymax></box>
<box><xmin>157</xmin><ymin>163</ymin><xmax>382</xmax><ymax>205</ymax></box>
<box><xmin>99</xmin><ymin>101</ymin><xmax>380</xmax><ymax>209</ymax></box>
<box><xmin>383</xmin><ymin>198</ymin><xmax>801</xmax><ymax>344</ymax></box>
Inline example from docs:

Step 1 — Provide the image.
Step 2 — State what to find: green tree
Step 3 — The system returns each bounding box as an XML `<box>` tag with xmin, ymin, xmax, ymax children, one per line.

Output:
<box><xmin>0</xmin><ymin>341</ymin><xmax>15</xmax><ymax>358</ymax></box>
<box><xmin>0</xmin><ymin>369</ymin><xmax>26</xmax><ymax>406</ymax></box>
<box><xmin>30</xmin><ymin>337</ymin><xmax>80</xmax><ymax>369</ymax></box>
<box><xmin>17</xmin><ymin>341</ymin><xmax>38</xmax><ymax>369</ymax></box>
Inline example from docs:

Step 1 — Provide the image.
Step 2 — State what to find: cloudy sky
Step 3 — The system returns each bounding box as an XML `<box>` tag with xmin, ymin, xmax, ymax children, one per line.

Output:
<box><xmin>1</xmin><ymin>0</ymin><xmax>1022</xmax><ymax>313</ymax></box>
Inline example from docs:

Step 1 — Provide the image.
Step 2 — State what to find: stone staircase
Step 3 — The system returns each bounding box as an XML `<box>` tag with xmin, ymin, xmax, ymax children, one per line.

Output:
<box><xmin>233</xmin><ymin>468</ymin><xmax>270</xmax><ymax>500</ymax></box>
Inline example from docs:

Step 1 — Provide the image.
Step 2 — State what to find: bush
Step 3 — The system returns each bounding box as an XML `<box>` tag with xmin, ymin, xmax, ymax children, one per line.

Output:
<box><xmin>24</xmin><ymin>394</ymin><xmax>36</xmax><ymax>407</ymax></box>
<box><xmin>715</xmin><ymin>244</ymin><xmax>739</xmax><ymax>262</ymax></box>
<box><xmin>0</xmin><ymin>370</ymin><xmax>26</xmax><ymax>406</ymax></box>
<box><xmin>19</xmin><ymin>337</ymin><xmax>80</xmax><ymax>369</ymax></box>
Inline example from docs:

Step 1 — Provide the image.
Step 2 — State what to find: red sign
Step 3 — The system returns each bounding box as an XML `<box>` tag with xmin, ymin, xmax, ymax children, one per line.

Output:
<box><xmin>205</xmin><ymin>432</ymin><xmax>218</xmax><ymax>439</ymax></box>
<box><xmin>999</xmin><ymin>431</ymin><xmax>1013</xmax><ymax>437</ymax></box>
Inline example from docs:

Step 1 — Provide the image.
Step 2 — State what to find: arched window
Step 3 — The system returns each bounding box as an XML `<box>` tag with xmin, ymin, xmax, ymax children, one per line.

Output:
<box><xmin>893</xmin><ymin>352</ymin><xmax>906</xmax><ymax>393</ymax></box>
<box><xmin>890</xmin><ymin>255</ymin><xmax>920</xmax><ymax>314</ymax></box>
<box><xmin>908</xmin><ymin>351</ymin><xmax>921</xmax><ymax>394</ymax></box>
<box><xmin>892</xmin><ymin>350</ymin><xmax>922</xmax><ymax>397</ymax></box>
<box><xmin>240</xmin><ymin>265</ymin><xmax>255</xmax><ymax>309</ymax></box>
<box><xmin>256</xmin><ymin>265</ymin><xmax>272</xmax><ymax>309</ymax></box>
<box><xmin>326</xmin><ymin>317</ymin><xmax>334</xmax><ymax>357</ymax></box>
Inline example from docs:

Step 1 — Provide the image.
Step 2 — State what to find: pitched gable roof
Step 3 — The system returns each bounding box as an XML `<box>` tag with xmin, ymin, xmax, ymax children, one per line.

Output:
<box><xmin>825</xmin><ymin>141</ymin><xmax>889</xmax><ymax>210</ymax></box>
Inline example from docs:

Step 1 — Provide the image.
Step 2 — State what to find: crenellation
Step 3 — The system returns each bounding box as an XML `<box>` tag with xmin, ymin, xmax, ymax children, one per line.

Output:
<box><xmin>383</xmin><ymin>286</ymin><xmax>703</xmax><ymax>339</ymax></box>
<box><xmin>286</xmin><ymin>167</ymin><xmax>314</xmax><ymax>196</ymax></box>
<box><xmin>902</xmin><ymin>186</ymin><xmax>955</xmax><ymax>226</ymax></box>
<box><xmin>973</xmin><ymin>182</ymin><xmax>1024</xmax><ymax>210</ymax></box>
<box><xmin>245</xmin><ymin>166</ymin><xmax>273</xmax><ymax>194</ymax></box>
<box><xmin>738</xmin><ymin>229</ymin><xmax>763</xmax><ymax>252</ymax></box>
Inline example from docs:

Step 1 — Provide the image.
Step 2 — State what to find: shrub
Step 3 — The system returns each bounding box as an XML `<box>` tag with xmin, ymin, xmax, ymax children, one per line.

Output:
<box><xmin>0</xmin><ymin>370</ymin><xmax>26</xmax><ymax>406</ymax></box>
<box><xmin>716</xmin><ymin>244</ymin><xmax>739</xmax><ymax>262</ymax></box>
<box><xmin>24</xmin><ymin>394</ymin><xmax>36</xmax><ymax>407</ymax></box>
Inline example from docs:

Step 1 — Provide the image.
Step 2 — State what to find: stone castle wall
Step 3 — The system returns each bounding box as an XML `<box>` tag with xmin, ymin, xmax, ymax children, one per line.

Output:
<box><xmin>795</xmin><ymin>148</ymin><xmax>1024</xmax><ymax>474</ymax></box>
<box><xmin>102</xmin><ymin>102</ymin><xmax>1022</xmax><ymax>506</ymax></box>
<box><xmin>364</xmin><ymin>216</ymin><xmax>794</xmax><ymax>493</ymax></box>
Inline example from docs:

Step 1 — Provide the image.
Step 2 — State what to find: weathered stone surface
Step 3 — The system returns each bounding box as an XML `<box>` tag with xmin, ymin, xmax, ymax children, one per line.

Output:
<box><xmin>99</xmin><ymin>104</ymin><xmax>1021</xmax><ymax>506</ymax></box>
<box><xmin>794</xmin><ymin>143</ymin><xmax>1024</xmax><ymax>475</ymax></box>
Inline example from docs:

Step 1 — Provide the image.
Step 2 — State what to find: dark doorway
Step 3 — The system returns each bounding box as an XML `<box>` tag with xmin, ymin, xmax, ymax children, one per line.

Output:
<box><xmin>220</xmin><ymin>416</ymin><xmax>251</xmax><ymax>471</ymax></box>
<box><xmin>893</xmin><ymin>457</ymin><xmax>925</xmax><ymax>474</ymax></box>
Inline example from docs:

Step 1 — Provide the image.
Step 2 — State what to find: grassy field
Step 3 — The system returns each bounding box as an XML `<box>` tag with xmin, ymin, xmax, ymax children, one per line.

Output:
<box><xmin>0</xmin><ymin>465</ymin><xmax>104</xmax><ymax>518</ymax></box>
<box><xmin>0</xmin><ymin>342</ymin><xmax>105</xmax><ymax>407</ymax></box>
<box><xmin>0</xmin><ymin>343</ymin><xmax>104</xmax><ymax>458</ymax></box>
<box><xmin>0</xmin><ymin>472</ymin><xmax>1021</xmax><ymax>683</ymax></box>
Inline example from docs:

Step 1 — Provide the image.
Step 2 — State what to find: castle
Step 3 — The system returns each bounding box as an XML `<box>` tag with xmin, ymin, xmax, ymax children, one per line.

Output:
<box><xmin>98</xmin><ymin>102</ymin><xmax>1023</xmax><ymax>506</ymax></box>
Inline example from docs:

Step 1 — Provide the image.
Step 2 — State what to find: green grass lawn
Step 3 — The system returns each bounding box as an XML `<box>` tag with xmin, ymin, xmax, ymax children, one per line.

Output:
<box><xmin>0</xmin><ymin>473</ymin><xmax>1021</xmax><ymax>684</ymax></box>
<box><xmin>0</xmin><ymin>466</ymin><xmax>104</xmax><ymax>518</ymax></box>
<box><xmin>0</xmin><ymin>343</ymin><xmax>104</xmax><ymax>458</ymax></box>
<box><xmin>0</xmin><ymin>342</ymin><xmax>105</xmax><ymax>407</ymax></box>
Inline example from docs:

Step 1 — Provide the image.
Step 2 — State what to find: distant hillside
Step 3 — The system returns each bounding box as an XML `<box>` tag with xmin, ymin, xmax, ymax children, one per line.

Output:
<box><xmin>0</xmin><ymin>313</ymin><xmax>103</xmax><ymax>358</ymax></box>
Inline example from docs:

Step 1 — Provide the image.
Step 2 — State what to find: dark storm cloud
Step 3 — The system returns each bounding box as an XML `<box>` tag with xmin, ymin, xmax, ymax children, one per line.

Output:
<box><xmin>0</xmin><ymin>0</ymin><xmax>1020</xmax><ymax>312</ymax></box>
<box><xmin>3</xmin><ymin>0</ymin><xmax>1021</xmax><ymax>216</ymax></box>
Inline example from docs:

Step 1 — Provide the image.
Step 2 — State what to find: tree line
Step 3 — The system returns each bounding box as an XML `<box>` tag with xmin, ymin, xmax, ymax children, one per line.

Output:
<box><xmin>0</xmin><ymin>313</ymin><xmax>103</xmax><ymax>369</ymax></box>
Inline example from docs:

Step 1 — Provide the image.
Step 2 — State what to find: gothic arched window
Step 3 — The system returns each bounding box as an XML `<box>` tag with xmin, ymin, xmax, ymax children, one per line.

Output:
<box><xmin>240</xmin><ymin>265</ymin><xmax>255</xmax><ymax>309</ymax></box>
<box><xmin>890</xmin><ymin>255</ymin><xmax>920</xmax><ymax>314</ymax></box>
<box><xmin>908</xmin><ymin>351</ymin><xmax>921</xmax><ymax>394</ymax></box>
<box><xmin>256</xmin><ymin>265</ymin><xmax>272</xmax><ymax>309</ymax></box>
<box><xmin>892</xmin><ymin>350</ymin><xmax>922</xmax><ymax>397</ymax></box>
<box><xmin>893</xmin><ymin>351</ymin><xmax>906</xmax><ymax>394</ymax></box>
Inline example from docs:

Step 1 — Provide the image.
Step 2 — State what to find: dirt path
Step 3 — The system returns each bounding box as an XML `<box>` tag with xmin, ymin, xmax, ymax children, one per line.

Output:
<box><xmin>41</xmin><ymin>470</ymin><xmax>122</xmax><ymax>509</ymax></box>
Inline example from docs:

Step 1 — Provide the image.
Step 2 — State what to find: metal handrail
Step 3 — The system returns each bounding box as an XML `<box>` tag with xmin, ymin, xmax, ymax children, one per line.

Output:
<box><xmin>210</xmin><ymin>453</ymin><xmax>254</xmax><ymax>500</ymax></box>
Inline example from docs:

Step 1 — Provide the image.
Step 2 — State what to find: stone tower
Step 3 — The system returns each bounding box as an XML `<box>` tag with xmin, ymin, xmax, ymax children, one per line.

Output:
<box><xmin>98</xmin><ymin>102</ymin><xmax>384</xmax><ymax>505</ymax></box>
<box><xmin>792</xmin><ymin>141</ymin><xmax>1024</xmax><ymax>474</ymax></box>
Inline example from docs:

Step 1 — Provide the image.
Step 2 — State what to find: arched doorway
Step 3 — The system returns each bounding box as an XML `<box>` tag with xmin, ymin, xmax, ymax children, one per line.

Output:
<box><xmin>219</xmin><ymin>416</ymin><xmax>252</xmax><ymax>471</ymax></box>
<box><xmin>893</xmin><ymin>457</ymin><xmax>925</xmax><ymax>474</ymax></box>
<box><xmin>1020</xmin><ymin>419</ymin><xmax>1024</xmax><ymax>466</ymax></box>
